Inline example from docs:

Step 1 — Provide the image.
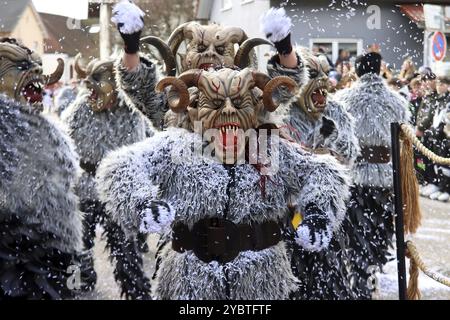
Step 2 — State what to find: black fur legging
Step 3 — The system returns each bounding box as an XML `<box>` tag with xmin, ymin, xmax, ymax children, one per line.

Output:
<box><xmin>80</xmin><ymin>199</ymin><xmax>152</xmax><ymax>300</ymax></box>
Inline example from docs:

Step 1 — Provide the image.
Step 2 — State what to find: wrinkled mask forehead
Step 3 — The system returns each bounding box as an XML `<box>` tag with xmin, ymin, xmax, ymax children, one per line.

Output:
<box><xmin>199</xmin><ymin>69</ymin><xmax>253</xmax><ymax>98</ymax></box>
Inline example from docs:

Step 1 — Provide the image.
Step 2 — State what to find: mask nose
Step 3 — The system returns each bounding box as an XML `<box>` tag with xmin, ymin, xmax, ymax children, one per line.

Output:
<box><xmin>223</xmin><ymin>98</ymin><xmax>236</xmax><ymax>116</ymax></box>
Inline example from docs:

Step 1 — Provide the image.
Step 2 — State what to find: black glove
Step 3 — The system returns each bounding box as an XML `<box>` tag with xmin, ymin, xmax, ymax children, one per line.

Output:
<box><xmin>272</xmin><ymin>33</ymin><xmax>293</xmax><ymax>56</ymax></box>
<box><xmin>295</xmin><ymin>203</ymin><xmax>331</xmax><ymax>252</ymax></box>
<box><xmin>320</xmin><ymin>117</ymin><xmax>336</xmax><ymax>139</ymax></box>
<box><xmin>118</xmin><ymin>21</ymin><xmax>143</xmax><ymax>54</ymax></box>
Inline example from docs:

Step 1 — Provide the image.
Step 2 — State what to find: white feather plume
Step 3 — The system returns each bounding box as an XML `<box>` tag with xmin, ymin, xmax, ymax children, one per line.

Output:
<box><xmin>260</xmin><ymin>7</ymin><xmax>292</xmax><ymax>43</ymax></box>
<box><xmin>111</xmin><ymin>0</ymin><xmax>145</xmax><ymax>34</ymax></box>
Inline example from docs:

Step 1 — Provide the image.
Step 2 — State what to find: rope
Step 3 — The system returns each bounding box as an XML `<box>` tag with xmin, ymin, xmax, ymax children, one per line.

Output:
<box><xmin>406</xmin><ymin>241</ymin><xmax>450</xmax><ymax>288</ymax></box>
<box><xmin>400</xmin><ymin>124</ymin><xmax>450</xmax><ymax>165</ymax></box>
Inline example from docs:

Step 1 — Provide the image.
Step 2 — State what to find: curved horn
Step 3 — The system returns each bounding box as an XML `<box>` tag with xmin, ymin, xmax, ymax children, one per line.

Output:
<box><xmin>44</xmin><ymin>58</ymin><xmax>64</xmax><ymax>85</ymax></box>
<box><xmin>156</xmin><ymin>69</ymin><xmax>202</xmax><ymax>113</ymax></box>
<box><xmin>74</xmin><ymin>54</ymin><xmax>87</xmax><ymax>79</ymax></box>
<box><xmin>167</xmin><ymin>22</ymin><xmax>194</xmax><ymax>55</ymax></box>
<box><xmin>141</xmin><ymin>36</ymin><xmax>177</xmax><ymax>76</ymax></box>
<box><xmin>234</xmin><ymin>38</ymin><xmax>273</xmax><ymax>69</ymax></box>
<box><xmin>252</xmin><ymin>72</ymin><xmax>297</xmax><ymax>112</ymax></box>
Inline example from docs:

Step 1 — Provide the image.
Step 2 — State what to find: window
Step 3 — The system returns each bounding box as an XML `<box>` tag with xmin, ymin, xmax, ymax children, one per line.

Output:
<box><xmin>310</xmin><ymin>39</ymin><xmax>363</xmax><ymax>68</ymax></box>
<box><xmin>221</xmin><ymin>0</ymin><xmax>232</xmax><ymax>11</ymax></box>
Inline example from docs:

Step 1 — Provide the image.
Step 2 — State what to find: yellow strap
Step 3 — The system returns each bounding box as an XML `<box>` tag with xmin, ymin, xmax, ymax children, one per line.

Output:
<box><xmin>291</xmin><ymin>212</ymin><xmax>303</xmax><ymax>230</ymax></box>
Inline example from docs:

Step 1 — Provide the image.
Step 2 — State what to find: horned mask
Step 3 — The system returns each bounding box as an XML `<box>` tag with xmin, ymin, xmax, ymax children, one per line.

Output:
<box><xmin>74</xmin><ymin>54</ymin><xmax>117</xmax><ymax>112</ymax></box>
<box><xmin>141</xmin><ymin>22</ymin><xmax>272</xmax><ymax>75</ymax></box>
<box><xmin>296</xmin><ymin>48</ymin><xmax>331</xmax><ymax>120</ymax></box>
<box><xmin>157</xmin><ymin>68</ymin><xmax>296</xmax><ymax>164</ymax></box>
<box><xmin>0</xmin><ymin>38</ymin><xmax>64</xmax><ymax>106</ymax></box>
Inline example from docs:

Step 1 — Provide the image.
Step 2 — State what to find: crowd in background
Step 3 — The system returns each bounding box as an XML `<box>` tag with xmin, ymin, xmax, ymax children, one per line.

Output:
<box><xmin>43</xmin><ymin>45</ymin><xmax>450</xmax><ymax>203</ymax></box>
<box><xmin>323</xmin><ymin>45</ymin><xmax>450</xmax><ymax>203</ymax></box>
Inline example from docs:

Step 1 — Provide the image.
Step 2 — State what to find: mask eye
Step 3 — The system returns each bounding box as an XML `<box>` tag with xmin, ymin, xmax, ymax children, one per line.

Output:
<box><xmin>17</xmin><ymin>60</ymin><xmax>31</xmax><ymax>71</ymax></box>
<box><xmin>232</xmin><ymin>98</ymin><xmax>241</xmax><ymax>107</ymax></box>
<box><xmin>215</xmin><ymin>46</ymin><xmax>225</xmax><ymax>55</ymax></box>
<box><xmin>197</xmin><ymin>44</ymin><xmax>207</xmax><ymax>53</ymax></box>
<box><xmin>212</xmin><ymin>99</ymin><xmax>224</xmax><ymax>108</ymax></box>
<box><xmin>92</xmin><ymin>73</ymin><xmax>101</xmax><ymax>82</ymax></box>
<box><xmin>308</xmin><ymin>68</ymin><xmax>319</xmax><ymax>79</ymax></box>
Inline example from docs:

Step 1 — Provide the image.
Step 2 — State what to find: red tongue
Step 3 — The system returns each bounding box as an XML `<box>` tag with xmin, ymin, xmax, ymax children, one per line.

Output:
<box><xmin>23</xmin><ymin>84</ymin><xmax>43</xmax><ymax>103</ymax></box>
<box><xmin>312</xmin><ymin>91</ymin><xmax>326</xmax><ymax>105</ymax></box>
<box><xmin>221</xmin><ymin>130</ymin><xmax>237</xmax><ymax>147</ymax></box>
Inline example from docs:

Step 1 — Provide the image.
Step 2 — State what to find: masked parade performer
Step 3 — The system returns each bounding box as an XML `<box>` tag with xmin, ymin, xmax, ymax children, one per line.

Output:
<box><xmin>334</xmin><ymin>52</ymin><xmax>410</xmax><ymax>299</ymax></box>
<box><xmin>107</xmin><ymin>0</ymin><xmax>282</xmax><ymax>295</ymax></box>
<box><xmin>0</xmin><ymin>38</ymin><xmax>82</xmax><ymax>299</ymax></box>
<box><xmin>61</xmin><ymin>52</ymin><xmax>155</xmax><ymax>299</ymax></box>
<box><xmin>260</xmin><ymin>8</ymin><xmax>360</xmax><ymax>299</ymax></box>
<box><xmin>110</xmin><ymin>0</ymin><xmax>269</xmax><ymax>128</ymax></box>
<box><xmin>96</xmin><ymin>59</ymin><xmax>351</xmax><ymax>299</ymax></box>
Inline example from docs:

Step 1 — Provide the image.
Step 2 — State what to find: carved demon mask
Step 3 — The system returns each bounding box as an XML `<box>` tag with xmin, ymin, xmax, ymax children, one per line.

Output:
<box><xmin>157</xmin><ymin>68</ymin><xmax>296</xmax><ymax>163</ymax></box>
<box><xmin>141</xmin><ymin>22</ymin><xmax>271</xmax><ymax>75</ymax></box>
<box><xmin>74</xmin><ymin>54</ymin><xmax>117</xmax><ymax>112</ymax></box>
<box><xmin>296</xmin><ymin>48</ymin><xmax>331</xmax><ymax>120</ymax></box>
<box><xmin>0</xmin><ymin>38</ymin><xmax>63</xmax><ymax>105</ymax></box>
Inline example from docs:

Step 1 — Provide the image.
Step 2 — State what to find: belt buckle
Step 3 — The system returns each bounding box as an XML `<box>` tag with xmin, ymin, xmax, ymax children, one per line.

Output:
<box><xmin>192</xmin><ymin>218</ymin><xmax>240</xmax><ymax>264</ymax></box>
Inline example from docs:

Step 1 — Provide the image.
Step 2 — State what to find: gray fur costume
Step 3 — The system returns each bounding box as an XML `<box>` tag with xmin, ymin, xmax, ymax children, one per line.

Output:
<box><xmin>270</xmin><ymin>99</ymin><xmax>360</xmax><ymax>164</ymax></box>
<box><xmin>334</xmin><ymin>72</ymin><xmax>410</xmax><ymax>299</ymax></box>
<box><xmin>266</xmin><ymin>53</ymin><xmax>360</xmax><ymax>300</ymax></box>
<box><xmin>334</xmin><ymin>73</ymin><xmax>410</xmax><ymax>189</ymax></box>
<box><xmin>61</xmin><ymin>83</ymin><xmax>152</xmax><ymax>299</ymax></box>
<box><xmin>96</xmin><ymin>128</ymin><xmax>350</xmax><ymax>300</ymax></box>
<box><xmin>0</xmin><ymin>94</ymin><xmax>82</xmax><ymax>299</ymax></box>
<box><xmin>115</xmin><ymin>57</ymin><xmax>167</xmax><ymax>130</ymax></box>
<box><xmin>61</xmin><ymin>88</ymin><xmax>150</xmax><ymax>202</ymax></box>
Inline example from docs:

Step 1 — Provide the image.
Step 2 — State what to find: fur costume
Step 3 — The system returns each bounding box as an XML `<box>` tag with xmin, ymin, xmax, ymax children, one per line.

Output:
<box><xmin>334</xmin><ymin>72</ymin><xmax>410</xmax><ymax>299</ymax></box>
<box><xmin>265</xmin><ymin>45</ymin><xmax>360</xmax><ymax>300</ymax></box>
<box><xmin>0</xmin><ymin>38</ymin><xmax>82</xmax><ymax>299</ymax></box>
<box><xmin>0</xmin><ymin>94</ymin><xmax>82</xmax><ymax>299</ymax></box>
<box><xmin>96</xmin><ymin>67</ymin><xmax>350</xmax><ymax>300</ymax></box>
<box><xmin>55</xmin><ymin>86</ymin><xmax>77</xmax><ymax>116</ymax></box>
<box><xmin>61</xmin><ymin>56</ymin><xmax>152</xmax><ymax>299</ymax></box>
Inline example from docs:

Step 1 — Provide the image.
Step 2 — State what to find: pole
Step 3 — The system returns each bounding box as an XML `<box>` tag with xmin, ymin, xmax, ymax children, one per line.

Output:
<box><xmin>391</xmin><ymin>122</ymin><xmax>408</xmax><ymax>300</ymax></box>
<box><xmin>99</xmin><ymin>1</ymin><xmax>111</xmax><ymax>59</ymax></box>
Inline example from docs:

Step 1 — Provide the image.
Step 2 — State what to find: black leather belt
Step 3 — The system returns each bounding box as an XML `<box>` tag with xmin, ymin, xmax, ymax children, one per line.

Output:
<box><xmin>357</xmin><ymin>146</ymin><xmax>391</xmax><ymax>164</ymax></box>
<box><xmin>172</xmin><ymin>218</ymin><xmax>282</xmax><ymax>264</ymax></box>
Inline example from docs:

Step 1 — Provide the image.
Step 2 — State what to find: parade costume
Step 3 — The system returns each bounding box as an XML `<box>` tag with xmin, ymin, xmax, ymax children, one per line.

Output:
<box><xmin>61</xmin><ymin>55</ymin><xmax>152</xmax><ymax>299</ymax></box>
<box><xmin>0</xmin><ymin>38</ymin><xmax>82</xmax><ymax>299</ymax></box>
<box><xmin>96</xmin><ymin>67</ymin><xmax>350</xmax><ymax>300</ymax></box>
<box><xmin>334</xmin><ymin>53</ymin><xmax>410</xmax><ymax>299</ymax></box>
<box><xmin>261</xmin><ymin>8</ymin><xmax>360</xmax><ymax>300</ymax></box>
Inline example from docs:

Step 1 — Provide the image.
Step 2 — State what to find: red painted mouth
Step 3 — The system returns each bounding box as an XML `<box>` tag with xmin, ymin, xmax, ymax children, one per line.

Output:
<box><xmin>199</xmin><ymin>63</ymin><xmax>216</xmax><ymax>70</ymax></box>
<box><xmin>89</xmin><ymin>89</ymin><xmax>98</xmax><ymax>101</ymax></box>
<box><xmin>214</xmin><ymin>123</ymin><xmax>241</xmax><ymax>150</ymax></box>
<box><xmin>22</xmin><ymin>80</ymin><xmax>43</xmax><ymax>104</ymax></box>
<box><xmin>311</xmin><ymin>88</ymin><xmax>327</xmax><ymax>108</ymax></box>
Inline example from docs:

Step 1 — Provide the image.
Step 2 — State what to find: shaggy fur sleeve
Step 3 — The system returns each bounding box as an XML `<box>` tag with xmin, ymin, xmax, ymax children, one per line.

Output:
<box><xmin>280</xmin><ymin>141</ymin><xmax>350</xmax><ymax>235</ymax></box>
<box><xmin>96</xmin><ymin>130</ymin><xmax>178</xmax><ymax>239</ymax></box>
<box><xmin>318</xmin><ymin>100</ymin><xmax>360</xmax><ymax>164</ymax></box>
<box><xmin>115</xmin><ymin>55</ymin><xmax>167</xmax><ymax>129</ymax></box>
<box><xmin>266</xmin><ymin>53</ymin><xmax>309</xmax><ymax>104</ymax></box>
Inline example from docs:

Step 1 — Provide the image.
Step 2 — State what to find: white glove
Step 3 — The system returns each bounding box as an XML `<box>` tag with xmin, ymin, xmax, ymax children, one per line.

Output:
<box><xmin>139</xmin><ymin>200</ymin><xmax>175</xmax><ymax>234</ymax></box>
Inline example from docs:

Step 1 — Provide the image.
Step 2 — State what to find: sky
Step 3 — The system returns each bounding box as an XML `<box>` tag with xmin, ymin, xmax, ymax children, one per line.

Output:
<box><xmin>32</xmin><ymin>0</ymin><xmax>90</xmax><ymax>20</ymax></box>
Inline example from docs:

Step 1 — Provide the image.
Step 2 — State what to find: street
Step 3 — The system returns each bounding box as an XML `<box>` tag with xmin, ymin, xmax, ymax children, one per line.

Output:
<box><xmin>79</xmin><ymin>197</ymin><xmax>449</xmax><ymax>300</ymax></box>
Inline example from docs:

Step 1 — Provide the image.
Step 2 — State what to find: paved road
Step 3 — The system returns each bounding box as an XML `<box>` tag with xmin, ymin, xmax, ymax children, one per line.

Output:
<box><xmin>79</xmin><ymin>197</ymin><xmax>449</xmax><ymax>300</ymax></box>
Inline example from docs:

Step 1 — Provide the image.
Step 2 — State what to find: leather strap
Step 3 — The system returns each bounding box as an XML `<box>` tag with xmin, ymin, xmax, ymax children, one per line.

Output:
<box><xmin>172</xmin><ymin>218</ymin><xmax>282</xmax><ymax>264</ymax></box>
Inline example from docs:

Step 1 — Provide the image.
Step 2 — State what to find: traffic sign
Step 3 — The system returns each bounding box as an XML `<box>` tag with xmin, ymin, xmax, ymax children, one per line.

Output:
<box><xmin>432</xmin><ymin>31</ymin><xmax>447</xmax><ymax>62</ymax></box>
